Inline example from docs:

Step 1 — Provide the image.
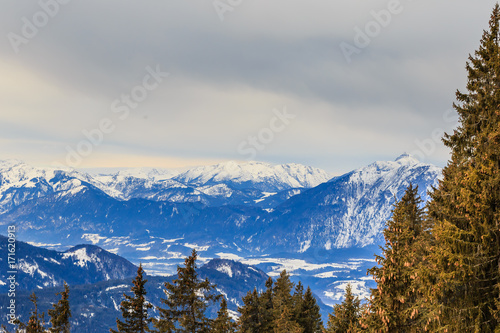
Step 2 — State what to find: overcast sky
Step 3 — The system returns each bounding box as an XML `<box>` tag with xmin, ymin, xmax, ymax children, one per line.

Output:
<box><xmin>0</xmin><ymin>1</ymin><xmax>496</xmax><ymax>174</ymax></box>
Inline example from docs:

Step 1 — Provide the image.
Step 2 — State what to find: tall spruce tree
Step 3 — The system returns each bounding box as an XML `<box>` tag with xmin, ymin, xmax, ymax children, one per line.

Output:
<box><xmin>425</xmin><ymin>4</ymin><xmax>500</xmax><ymax>332</ymax></box>
<box><xmin>211</xmin><ymin>297</ymin><xmax>237</xmax><ymax>333</ymax></box>
<box><xmin>272</xmin><ymin>270</ymin><xmax>294</xmax><ymax>317</ymax></box>
<box><xmin>238</xmin><ymin>289</ymin><xmax>262</xmax><ymax>333</ymax></box>
<box><xmin>48</xmin><ymin>282</ymin><xmax>71</xmax><ymax>333</ymax></box>
<box><xmin>272</xmin><ymin>270</ymin><xmax>302</xmax><ymax>333</ymax></box>
<box><xmin>410</xmin><ymin>191</ymin><xmax>437</xmax><ymax>332</ymax></box>
<box><xmin>326</xmin><ymin>284</ymin><xmax>361</xmax><ymax>333</ymax></box>
<box><xmin>111</xmin><ymin>264</ymin><xmax>152</xmax><ymax>333</ymax></box>
<box><xmin>154</xmin><ymin>249</ymin><xmax>220</xmax><ymax>333</ymax></box>
<box><xmin>298</xmin><ymin>287</ymin><xmax>323</xmax><ymax>333</ymax></box>
<box><xmin>258</xmin><ymin>277</ymin><xmax>274</xmax><ymax>332</ymax></box>
<box><xmin>291</xmin><ymin>281</ymin><xmax>304</xmax><ymax>326</ymax></box>
<box><xmin>364</xmin><ymin>184</ymin><xmax>424</xmax><ymax>332</ymax></box>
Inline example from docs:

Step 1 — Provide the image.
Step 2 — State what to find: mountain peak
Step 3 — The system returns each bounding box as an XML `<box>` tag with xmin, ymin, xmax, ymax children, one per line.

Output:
<box><xmin>394</xmin><ymin>153</ymin><xmax>419</xmax><ymax>165</ymax></box>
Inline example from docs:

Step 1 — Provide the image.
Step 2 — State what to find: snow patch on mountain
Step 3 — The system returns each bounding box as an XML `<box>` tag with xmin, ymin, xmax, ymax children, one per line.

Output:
<box><xmin>215</xmin><ymin>263</ymin><xmax>234</xmax><ymax>278</ymax></box>
<box><xmin>314</xmin><ymin>271</ymin><xmax>339</xmax><ymax>279</ymax></box>
<box><xmin>105</xmin><ymin>284</ymin><xmax>130</xmax><ymax>292</ymax></box>
<box><xmin>18</xmin><ymin>260</ymin><xmax>50</xmax><ymax>279</ymax></box>
<box><xmin>197</xmin><ymin>184</ymin><xmax>234</xmax><ymax>197</ymax></box>
<box><xmin>63</xmin><ymin>247</ymin><xmax>97</xmax><ymax>268</ymax></box>
<box><xmin>254</xmin><ymin>192</ymin><xmax>277</xmax><ymax>203</ymax></box>
<box><xmin>324</xmin><ymin>280</ymin><xmax>372</xmax><ymax>305</ymax></box>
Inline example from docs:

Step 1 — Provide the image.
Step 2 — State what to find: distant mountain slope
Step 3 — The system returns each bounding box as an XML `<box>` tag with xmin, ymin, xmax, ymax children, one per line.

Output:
<box><xmin>0</xmin><ymin>236</ymin><xmax>137</xmax><ymax>292</ymax></box>
<box><xmin>253</xmin><ymin>154</ymin><xmax>441</xmax><ymax>251</ymax></box>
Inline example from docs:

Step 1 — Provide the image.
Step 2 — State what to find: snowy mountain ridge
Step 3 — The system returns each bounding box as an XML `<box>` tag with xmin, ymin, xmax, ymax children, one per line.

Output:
<box><xmin>173</xmin><ymin>161</ymin><xmax>332</xmax><ymax>191</ymax></box>
<box><xmin>0</xmin><ymin>159</ymin><xmax>332</xmax><ymax>209</ymax></box>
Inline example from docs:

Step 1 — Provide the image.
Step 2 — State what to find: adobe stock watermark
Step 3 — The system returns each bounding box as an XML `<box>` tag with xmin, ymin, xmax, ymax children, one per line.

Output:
<box><xmin>5</xmin><ymin>225</ymin><xmax>18</xmax><ymax>328</ymax></box>
<box><xmin>340</xmin><ymin>0</ymin><xmax>411</xmax><ymax>64</ymax></box>
<box><xmin>237</xmin><ymin>107</ymin><xmax>295</xmax><ymax>160</ymax></box>
<box><xmin>52</xmin><ymin>65</ymin><xmax>169</xmax><ymax>169</ymax></box>
<box><xmin>213</xmin><ymin>0</ymin><xmax>243</xmax><ymax>22</ymax></box>
<box><xmin>7</xmin><ymin>0</ymin><xmax>72</xmax><ymax>54</ymax></box>
<box><xmin>410</xmin><ymin>109</ymin><xmax>459</xmax><ymax>161</ymax></box>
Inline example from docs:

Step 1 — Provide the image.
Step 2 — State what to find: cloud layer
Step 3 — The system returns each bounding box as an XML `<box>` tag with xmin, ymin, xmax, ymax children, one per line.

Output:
<box><xmin>0</xmin><ymin>0</ymin><xmax>495</xmax><ymax>172</ymax></box>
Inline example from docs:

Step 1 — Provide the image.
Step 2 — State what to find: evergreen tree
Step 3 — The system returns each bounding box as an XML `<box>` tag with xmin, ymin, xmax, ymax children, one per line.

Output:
<box><xmin>272</xmin><ymin>270</ymin><xmax>301</xmax><ymax>332</ymax></box>
<box><xmin>238</xmin><ymin>274</ymin><xmax>321</xmax><ymax>333</ymax></box>
<box><xmin>291</xmin><ymin>281</ymin><xmax>304</xmax><ymax>325</ymax></box>
<box><xmin>298</xmin><ymin>287</ymin><xmax>323</xmax><ymax>333</ymax></box>
<box><xmin>272</xmin><ymin>270</ymin><xmax>294</xmax><ymax>315</ymax></box>
<box><xmin>258</xmin><ymin>277</ymin><xmax>274</xmax><ymax>332</ymax></box>
<box><xmin>238</xmin><ymin>289</ymin><xmax>262</xmax><ymax>333</ymax></box>
<box><xmin>152</xmin><ymin>316</ymin><xmax>175</xmax><ymax>333</ymax></box>
<box><xmin>326</xmin><ymin>284</ymin><xmax>361</xmax><ymax>333</ymax></box>
<box><xmin>26</xmin><ymin>292</ymin><xmax>45</xmax><ymax>333</ymax></box>
<box><xmin>273</xmin><ymin>306</ymin><xmax>303</xmax><ymax>333</ymax></box>
<box><xmin>424</xmin><ymin>4</ymin><xmax>500</xmax><ymax>332</ymax></box>
<box><xmin>211</xmin><ymin>297</ymin><xmax>237</xmax><ymax>333</ymax></box>
<box><xmin>48</xmin><ymin>282</ymin><xmax>71</xmax><ymax>333</ymax></box>
<box><xmin>111</xmin><ymin>264</ymin><xmax>152</xmax><ymax>333</ymax></box>
<box><xmin>154</xmin><ymin>249</ymin><xmax>220</xmax><ymax>333</ymax></box>
<box><xmin>410</xmin><ymin>194</ymin><xmax>436</xmax><ymax>332</ymax></box>
<box><xmin>364</xmin><ymin>184</ymin><xmax>424</xmax><ymax>332</ymax></box>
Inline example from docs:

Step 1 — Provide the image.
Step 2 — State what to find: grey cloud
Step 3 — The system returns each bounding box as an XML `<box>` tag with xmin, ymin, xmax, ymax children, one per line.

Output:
<box><xmin>0</xmin><ymin>0</ymin><xmax>496</xmax><ymax>172</ymax></box>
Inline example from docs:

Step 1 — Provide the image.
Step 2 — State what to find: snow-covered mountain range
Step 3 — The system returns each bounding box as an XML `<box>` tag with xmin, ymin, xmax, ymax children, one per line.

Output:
<box><xmin>0</xmin><ymin>159</ymin><xmax>331</xmax><ymax>210</ymax></box>
<box><xmin>0</xmin><ymin>155</ymin><xmax>442</xmax><ymax>308</ymax></box>
<box><xmin>0</xmin><ymin>155</ymin><xmax>440</xmax><ymax>252</ymax></box>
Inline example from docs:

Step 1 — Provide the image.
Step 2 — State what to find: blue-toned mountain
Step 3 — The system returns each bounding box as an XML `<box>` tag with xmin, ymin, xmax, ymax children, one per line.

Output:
<box><xmin>0</xmin><ymin>236</ymin><xmax>137</xmax><ymax>292</ymax></box>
